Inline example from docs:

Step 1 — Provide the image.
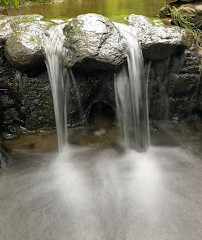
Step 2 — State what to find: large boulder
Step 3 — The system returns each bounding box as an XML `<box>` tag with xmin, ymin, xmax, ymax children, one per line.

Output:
<box><xmin>0</xmin><ymin>15</ymin><xmax>43</xmax><ymax>46</ymax></box>
<box><xmin>63</xmin><ymin>13</ymin><xmax>126</xmax><ymax>71</ymax></box>
<box><xmin>127</xmin><ymin>14</ymin><xmax>193</xmax><ymax>60</ymax></box>
<box><xmin>4</xmin><ymin>20</ymin><xmax>49</xmax><ymax>73</ymax></box>
<box><xmin>0</xmin><ymin>16</ymin><xmax>12</xmax><ymax>46</ymax></box>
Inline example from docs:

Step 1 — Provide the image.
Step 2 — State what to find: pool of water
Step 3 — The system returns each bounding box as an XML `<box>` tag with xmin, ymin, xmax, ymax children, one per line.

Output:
<box><xmin>1</xmin><ymin>143</ymin><xmax>202</xmax><ymax>240</ymax></box>
<box><xmin>1</xmin><ymin>0</ymin><xmax>164</xmax><ymax>22</ymax></box>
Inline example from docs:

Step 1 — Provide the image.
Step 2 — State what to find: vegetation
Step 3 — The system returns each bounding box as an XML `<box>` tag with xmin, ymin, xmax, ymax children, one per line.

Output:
<box><xmin>0</xmin><ymin>0</ymin><xmax>52</xmax><ymax>12</ymax></box>
<box><xmin>0</xmin><ymin>0</ymin><xmax>19</xmax><ymax>10</ymax></box>
<box><xmin>169</xmin><ymin>6</ymin><xmax>201</xmax><ymax>47</ymax></box>
<box><xmin>170</xmin><ymin>5</ymin><xmax>202</xmax><ymax>73</ymax></box>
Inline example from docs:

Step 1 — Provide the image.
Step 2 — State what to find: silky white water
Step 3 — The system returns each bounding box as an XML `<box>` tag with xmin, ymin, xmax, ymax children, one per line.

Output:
<box><xmin>1</xmin><ymin>143</ymin><xmax>202</xmax><ymax>240</ymax></box>
<box><xmin>44</xmin><ymin>26</ymin><xmax>84</xmax><ymax>152</ymax></box>
<box><xmin>44</xmin><ymin>23</ymin><xmax>150</xmax><ymax>152</ymax></box>
<box><xmin>44</xmin><ymin>25</ymin><xmax>67</xmax><ymax>153</ymax></box>
<box><xmin>114</xmin><ymin>23</ymin><xmax>150</xmax><ymax>152</ymax></box>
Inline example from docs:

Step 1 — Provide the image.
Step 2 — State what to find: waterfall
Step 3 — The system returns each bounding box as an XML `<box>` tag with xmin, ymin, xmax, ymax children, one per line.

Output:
<box><xmin>44</xmin><ymin>25</ymin><xmax>68</xmax><ymax>153</ymax></box>
<box><xmin>44</xmin><ymin>22</ymin><xmax>150</xmax><ymax>153</ymax></box>
<box><xmin>44</xmin><ymin>26</ymin><xmax>83</xmax><ymax>152</ymax></box>
<box><xmin>114</xmin><ymin>23</ymin><xmax>150</xmax><ymax>152</ymax></box>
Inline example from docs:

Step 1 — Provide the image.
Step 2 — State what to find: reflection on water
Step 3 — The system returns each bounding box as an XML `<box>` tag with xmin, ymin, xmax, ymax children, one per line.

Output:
<box><xmin>2</xmin><ymin>126</ymin><xmax>180</xmax><ymax>152</ymax></box>
<box><xmin>2</xmin><ymin>127</ymin><xmax>119</xmax><ymax>151</ymax></box>
<box><xmin>1</xmin><ymin>145</ymin><xmax>202</xmax><ymax>239</ymax></box>
<box><xmin>2</xmin><ymin>0</ymin><xmax>164</xmax><ymax>22</ymax></box>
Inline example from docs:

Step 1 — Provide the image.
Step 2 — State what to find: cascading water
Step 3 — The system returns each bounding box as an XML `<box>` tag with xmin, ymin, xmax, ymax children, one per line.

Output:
<box><xmin>44</xmin><ymin>25</ymin><xmax>68</xmax><ymax>153</ymax></box>
<box><xmin>114</xmin><ymin>23</ymin><xmax>150</xmax><ymax>152</ymax></box>
<box><xmin>44</xmin><ymin>26</ymin><xmax>83</xmax><ymax>152</ymax></box>
<box><xmin>44</xmin><ymin>22</ymin><xmax>150</xmax><ymax>153</ymax></box>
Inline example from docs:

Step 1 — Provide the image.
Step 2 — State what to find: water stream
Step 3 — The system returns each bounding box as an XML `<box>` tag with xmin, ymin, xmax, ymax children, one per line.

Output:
<box><xmin>44</xmin><ymin>27</ymin><xmax>84</xmax><ymax>152</ymax></box>
<box><xmin>44</xmin><ymin>22</ymin><xmax>150</xmax><ymax>152</ymax></box>
<box><xmin>44</xmin><ymin>25</ymin><xmax>67</xmax><ymax>153</ymax></box>
<box><xmin>114</xmin><ymin>24</ymin><xmax>150</xmax><ymax>152</ymax></box>
<box><xmin>1</xmin><ymin>144</ymin><xmax>202</xmax><ymax>240</ymax></box>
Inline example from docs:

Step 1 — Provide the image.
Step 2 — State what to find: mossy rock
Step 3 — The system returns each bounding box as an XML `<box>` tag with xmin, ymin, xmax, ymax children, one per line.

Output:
<box><xmin>63</xmin><ymin>13</ymin><xmax>126</xmax><ymax>71</ymax></box>
<box><xmin>4</xmin><ymin>20</ymin><xmax>51</xmax><ymax>72</ymax></box>
<box><xmin>0</xmin><ymin>15</ymin><xmax>44</xmax><ymax>44</ymax></box>
<box><xmin>160</xmin><ymin>2</ymin><xmax>202</xmax><ymax>30</ymax></box>
<box><xmin>159</xmin><ymin>5</ymin><xmax>172</xmax><ymax>18</ymax></box>
<box><xmin>178</xmin><ymin>4</ymin><xmax>202</xmax><ymax>30</ymax></box>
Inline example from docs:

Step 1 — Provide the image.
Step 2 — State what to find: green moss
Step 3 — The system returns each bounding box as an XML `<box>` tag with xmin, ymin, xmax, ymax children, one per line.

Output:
<box><xmin>170</xmin><ymin>6</ymin><xmax>201</xmax><ymax>47</ymax></box>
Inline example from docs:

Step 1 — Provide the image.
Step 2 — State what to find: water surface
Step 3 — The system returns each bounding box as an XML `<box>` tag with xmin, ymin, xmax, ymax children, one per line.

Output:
<box><xmin>2</xmin><ymin>0</ymin><xmax>164</xmax><ymax>22</ymax></box>
<box><xmin>1</xmin><ymin>144</ymin><xmax>202</xmax><ymax>240</ymax></box>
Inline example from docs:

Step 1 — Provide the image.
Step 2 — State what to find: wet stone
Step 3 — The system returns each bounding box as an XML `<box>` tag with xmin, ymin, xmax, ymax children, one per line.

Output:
<box><xmin>127</xmin><ymin>14</ymin><xmax>192</xmax><ymax>61</ymax></box>
<box><xmin>4</xmin><ymin>21</ymin><xmax>50</xmax><ymax>73</ymax></box>
<box><xmin>63</xmin><ymin>13</ymin><xmax>126</xmax><ymax>71</ymax></box>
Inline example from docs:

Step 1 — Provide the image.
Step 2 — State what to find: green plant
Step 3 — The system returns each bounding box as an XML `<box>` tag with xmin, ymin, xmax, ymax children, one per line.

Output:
<box><xmin>170</xmin><ymin>6</ymin><xmax>201</xmax><ymax>47</ymax></box>
<box><xmin>1</xmin><ymin>0</ymin><xmax>19</xmax><ymax>11</ymax></box>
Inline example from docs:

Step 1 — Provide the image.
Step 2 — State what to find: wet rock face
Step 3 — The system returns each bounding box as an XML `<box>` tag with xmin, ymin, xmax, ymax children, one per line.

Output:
<box><xmin>0</xmin><ymin>13</ymin><xmax>201</xmax><ymax>134</ymax></box>
<box><xmin>0</xmin><ymin>45</ymin><xmax>21</xmax><ymax>134</ymax></box>
<box><xmin>149</xmin><ymin>45</ymin><xmax>201</xmax><ymax>121</ymax></box>
<box><xmin>63</xmin><ymin>13</ymin><xmax>126</xmax><ymax>71</ymax></box>
<box><xmin>127</xmin><ymin>14</ymin><xmax>192</xmax><ymax>61</ymax></box>
<box><xmin>19</xmin><ymin>73</ymin><xmax>55</xmax><ymax>131</ymax></box>
<box><xmin>67</xmin><ymin>70</ymin><xmax>115</xmax><ymax>127</ymax></box>
<box><xmin>0</xmin><ymin>15</ymin><xmax>43</xmax><ymax>46</ymax></box>
<box><xmin>4</xmin><ymin>21</ymin><xmax>49</xmax><ymax>73</ymax></box>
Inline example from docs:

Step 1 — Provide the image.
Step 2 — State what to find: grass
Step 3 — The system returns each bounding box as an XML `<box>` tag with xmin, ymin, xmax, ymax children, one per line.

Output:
<box><xmin>169</xmin><ymin>6</ymin><xmax>201</xmax><ymax>47</ymax></box>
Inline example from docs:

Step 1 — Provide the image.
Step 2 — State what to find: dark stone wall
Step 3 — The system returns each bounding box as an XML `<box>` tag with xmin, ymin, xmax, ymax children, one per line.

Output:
<box><xmin>0</xmin><ymin>46</ymin><xmax>21</xmax><ymax>135</ymax></box>
<box><xmin>148</xmin><ymin>45</ymin><xmax>201</xmax><ymax>122</ymax></box>
<box><xmin>67</xmin><ymin>69</ymin><xmax>115</xmax><ymax>127</ymax></box>
<box><xmin>0</xmin><ymin>42</ymin><xmax>201</xmax><ymax>137</ymax></box>
<box><xmin>19</xmin><ymin>73</ymin><xmax>55</xmax><ymax>131</ymax></box>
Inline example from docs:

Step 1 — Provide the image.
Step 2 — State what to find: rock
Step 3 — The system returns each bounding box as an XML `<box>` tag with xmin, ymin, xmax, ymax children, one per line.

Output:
<box><xmin>0</xmin><ymin>13</ymin><xmax>201</xmax><ymax>134</ymax></box>
<box><xmin>0</xmin><ymin>17</ymin><xmax>12</xmax><ymax>46</ymax></box>
<box><xmin>63</xmin><ymin>13</ymin><xmax>126</xmax><ymax>71</ymax></box>
<box><xmin>0</xmin><ymin>134</ymin><xmax>10</xmax><ymax>169</ymax></box>
<box><xmin>19</xmin><ymin>73</ymin><xmax>55</xmax><ymax>131</ymax></box>
<box><xmin>67</xmin><ymin>69</ymin><xmax>115</xmax><ymax>127</ymax></box>
<box><xmin>4</xmin><ymin>20</ymin><xmax>49</xmax><ymax>73</ymax></box>
<box><xmin>127</xmin><ymin>14</ymin><xmax>193</xmax><ymax>61</ymax></box>
<box><xmin>0</xmin><ymin>15</ymin><xmax>43</xmax><ymax>46</ymax></box>
<box><xmin>159</xmin><ymin>5</ymin><xmax>171</xmax><ymax>18</ymax></box>
<box><xmin>160</xmin><ymin>2</ymin><xmax>202</xmax><ymax>30</ymax></box>
<box><xmin>0</xmin><ymin>47</ymin><xmax>22</xmax><ymax>134</ymax></box>
<box><xmin>0</xmin><ymin>101</ymin><xmax>5</xmax><ymax>169</ymax></box>
<box><xmin>148</xmin><ymin>44</ymin><xmax>201</xmax><ymax>121</ymax></box>
<box><xmin>0</xmin><ymin>143</ymin><xmax>5</xmax><ymax>169</ymax></box>
<box><xmin>166</xmin><ymin>0</ymin><xmax>200</xmax><ymax>3</ymax></box>
<box><xmin>166</xmin><ymin>0</ymin><xmax>178</xmax><ymax>3</ymax></box>
<box><xmin>179</xmin><ymin>4</ymin><xmax>202</xmax><ymax>30</ymax></box>
<box><xmin>181</xmin><ymin>0</ymin><xmax>199</xmax><ymax>2</ymax></box>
